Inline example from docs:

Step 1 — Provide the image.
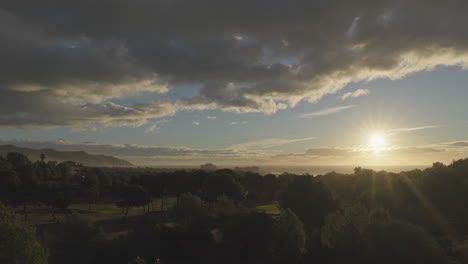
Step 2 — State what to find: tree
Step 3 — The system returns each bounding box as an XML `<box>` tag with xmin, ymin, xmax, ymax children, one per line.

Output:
<box><xmin>0</xmin><ymin>203</ymin><xmax>48</xmax><ymax>264</ymax></box>
<box><xmin>40</xmin><ymin>153</ymin><xmax>46</xmax><ymax>162</ymax></box>
<box><xmin>272</xmin><ymin>209</ymin><xmax>306</xmax><ymax>264</ymax></box>
<box><xmin>213</xmin><ymin>194</ymin><xmax>237</xmax><ymax>217</ymax></box>
<box><xmin>279</xmin><ymin>175</ymin><xmax>336</xmax><ymax>232</ymax></box>
<box><xmin>173</xmin><ymin>193</ymin><xmax>209</xmax><ymax>226</ymax></box>
<box><xmin>0</xmin><ymin>169</ymin><xmax>21</xmax><ymax>206</ymax></box>
<box><xmin>129</xmin><ymin>256</ymin><xmax>147</xmax><ymax>264</ymax></box>
<box><xmin>40</xmin><ymin>181</ymin><xmax>77</xmax><ymax>219</ymax></box>
<box><xmin>0</xmin><ymin>156</ymin><xmax>13</xmax><ymax>171</ymax></box>
<box><xmin>215</xmin><ymin>212</ymin><xmax>274</xmax><ymax>263</ymax></box>
<box><xmin>7</xmin><ymin>153</ymin><xmax>39</xmax><ymax>219</ymax></box>
<box><xmin>321</xmin><ymin>204</ymin><xmax>448</xmax><ymax>264</ymax></box>
<box><xmin>97</xmin><ymin>171</ymin><xmax>113</xmax><ymax>197</ymax></box>
<box><xmin>421</xmin><ymin>159</ymin><xmax>468</xmax><ymax>235</ymax></box>
<box><xmin>363</xmin><ymin>221</ymin><xmax>450</xmax><ymax>264</ymax></box>
<box><xmin>321</xmin><ymin>202</ymin><xmax>390</xmax><ymax>248</ymax></box>
<box><xmin>117</xmin><ymin>185</ymin><xmax>151</xmax><ymax>218</ymax></box>
<box><xmin>202</xmin><ymin>171</ymin><xmax>247</xmax><ymax>203</ymax></box>
<box><xmin>140</xmin><ymin>173</ymin><xmax>166</xmax><ymax>212</ymax></box>
<box><xmin>82</xmin><ymin>172</ymin><xmax>100</xmax><ymax>210</ymax></box>
<box><xmin>241</xmin><ymin>173</ymin><xmax>280</xmax><ymax>206</ymax></box>
<box><xmin>6</xmin><ymin>152</ymin><xmax>31</xmax><ymax>172</ymax></box>
<box><xmin>48</xmin><ymin>215</ymin><xmax>105</xmax><ymax>264</ymax></box>
<box><xmin>166</xmin><ymin>170</ymin><xmax>201</xmax><ymax>202</ymax></box>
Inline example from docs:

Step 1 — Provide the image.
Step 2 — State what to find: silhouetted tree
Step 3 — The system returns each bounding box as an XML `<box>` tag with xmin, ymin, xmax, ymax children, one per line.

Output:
<box><xmin>117</xmin><ymin>185</ymin><xmax>151</xmax><ymax>219</ymax></box>
<box><xmin>202</xmin><ymin>171</ymin><xmax>247</xmax><ymax>203</ymax></box>
<box><xmin>272</xmin><ymin>209</ymin><xmax>306</xmax><ymax>264</ymax></box>
<box><xmin>6</xmin><ymin>152</ymin><xmax>30</xmax><ymax>172</ymax></box>
<box><xmin>40</xmin><ymin>181</ymin><xmax>77</xmax><ymax>219</ymax></box>
<box><xmin>215</xmin><ymin>212</ymin><xmax>274</xmax><ymax>264</ymax></box>
<box><xmin>82</xmin><ymin>171</ymin><xmax>100</xmax><ymax>210</ymax></box>
<box><xmin>173</xmin><ymin>193</ymin><xmax>209</xmax><ymax>226</ymax></box>
<box><xmin>362</xmin><ymin>221</ymin><xmax>450</xmax><ymax>264</ymax></box>
<box><xmin>0</xmin><ymin>168</ymin><xmax>21</xmax><ymax>206</ymax></box>
<box><xmin>47</xmin><ymin>215</ymin><xmax>105</xmax><ymax>264</ymax></box>
<box><xmin>6</xmin><ymin>153</ymin><xmax>39</xmax><ymax>218</ymax></box>
<box><xmin>279</xmin><ymin>175</ymin><xmax>336</xmax><ymax>232</ymax></box>
<box><xmin>213</xmin><ymin>194</ymin><xmax>237</xmax><ymax>218</ymax></box>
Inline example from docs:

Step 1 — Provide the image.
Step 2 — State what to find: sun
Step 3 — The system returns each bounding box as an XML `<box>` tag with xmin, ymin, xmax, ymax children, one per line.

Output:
<box><xmin>369</xmin><ymin>134</ymin><xmax>385</xmax><ymax>149</ymax></box>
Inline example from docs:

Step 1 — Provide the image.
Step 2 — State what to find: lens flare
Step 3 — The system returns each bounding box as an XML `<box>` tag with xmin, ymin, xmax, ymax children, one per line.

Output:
<box><xmin>370</xmin><ymin>134</ymin><xmax>385</xmax><ymax>147</ymax></box>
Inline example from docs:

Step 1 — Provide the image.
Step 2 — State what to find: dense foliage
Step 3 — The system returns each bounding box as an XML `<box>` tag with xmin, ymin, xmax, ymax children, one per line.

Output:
<box><xmin>0</xmin><ymin>203</ymin><xmax>48</xmax><ymax>264</ymax></box>
<box><xmin>1</xmin><ymin>152</ymin><xmax>468</xmax><ymax>263</ymax></box>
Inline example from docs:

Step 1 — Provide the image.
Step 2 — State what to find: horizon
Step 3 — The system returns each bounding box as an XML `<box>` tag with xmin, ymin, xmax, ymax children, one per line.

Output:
<box><xmin>138</xmin><ymin>164</ymin><xmax>434</xmax><ymax>176</ymax></box>
<box><xmin>1</xmin><ymin>142</ymin><xmax>435</xmax><ymax>174</ymax></box>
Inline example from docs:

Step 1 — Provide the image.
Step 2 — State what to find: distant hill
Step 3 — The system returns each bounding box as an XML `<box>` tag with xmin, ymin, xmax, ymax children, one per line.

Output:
<box><xmin>0</xmin><ymin>145</ymin><xmax>133</xmax><ymax>167</ymax></box>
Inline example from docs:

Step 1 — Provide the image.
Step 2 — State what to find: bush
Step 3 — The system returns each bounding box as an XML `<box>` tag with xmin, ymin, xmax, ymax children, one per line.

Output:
<box><xmin>0</xmin><ymin>203</ymin><xmax>48</xmax><ymax>264</ymax></box>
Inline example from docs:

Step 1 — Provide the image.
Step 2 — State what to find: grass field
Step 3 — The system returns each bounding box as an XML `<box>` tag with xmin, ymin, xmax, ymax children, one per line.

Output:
<box><xmin>18</xmin><ymin>197</ymin><xmax>178</xmax><ymax>238</ymax></box>
<box><xmin>19</xmin><ymin>199</ymin><xmax>279</xmax><ymax>239</ymax></box>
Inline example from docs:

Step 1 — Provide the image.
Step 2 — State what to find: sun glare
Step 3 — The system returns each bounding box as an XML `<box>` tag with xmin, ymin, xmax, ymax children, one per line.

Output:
<box><xmin>370</xmin><ymin>134</ymin><xmax>385</xmax><ymax>149</ymax></box>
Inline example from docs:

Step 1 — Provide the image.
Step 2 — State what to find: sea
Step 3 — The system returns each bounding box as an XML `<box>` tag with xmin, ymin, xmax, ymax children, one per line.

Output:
<box><xmin>144</xmin><ymin>165</ymin><xmax>430</xmax><ymax>176</ymax></box>
<box><xmin>258</xmin><ymin>165</ymin><xmax>430</xmax><ymax>175</ymax></box>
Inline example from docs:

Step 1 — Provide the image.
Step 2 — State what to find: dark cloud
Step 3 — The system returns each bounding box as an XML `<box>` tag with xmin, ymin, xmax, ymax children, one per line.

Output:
<box><xmin>391</xmin><ymin>147</ymin><xmax>445</xmax><ymax>154</ymax></box>
<box><xmin>0</xmin><ymin>89</ymin><xmax>176</xmax><ymax>128</ymax></box>
<box><xmin>1</xmin><ymin>1</ymin><xmax>468</xmax><ymax>126</ymax></box>
<box><xmin>0</xmin><ymin>10</ymin><xmax>165</xmax><ymax>96</ymax></box>
<box><xmin>441</xmin><ymin>141</ymin><xmax>468</xmax><ymax>147</ymax></box>
<box><xmin>303</xmin><ymin>148</ymin><xmax>353</xmax><ymax>157</ymax></box>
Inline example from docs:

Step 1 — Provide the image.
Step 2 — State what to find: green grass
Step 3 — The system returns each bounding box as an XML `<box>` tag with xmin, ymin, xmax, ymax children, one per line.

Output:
<box><xmin>22</xmin><ymin>199</ymin><xmax>279</xmax><ymax>240</ymax></box>
<box><xmin>255</xmin><ymin>203</ymin><xmax>280</xmax><ymax>215</ymax></box>
<box><xmin>17</xmin><ymin>197</ymin><xmax>190</xmax><ymax>228</ymax></box>
<box><xmin>69</xmin><ymin>203</ymin><xmax>125</xmax><ymax>215</ymax></box>
<box><xmin>163</xmin><ymin>222</ymin><xmax>177</xmax><ymax>228</ymax></box>
<box><xmin>20</xmin><ymin>197</ymin><xmax>179</xmax><ymax>238</ymax></box>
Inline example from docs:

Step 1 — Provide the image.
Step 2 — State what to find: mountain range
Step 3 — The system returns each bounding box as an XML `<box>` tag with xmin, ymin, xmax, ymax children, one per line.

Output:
<box><xmin>0</xmin><ymin>145</ymin><xmax>133</xmax><ymax>167</ymax></box>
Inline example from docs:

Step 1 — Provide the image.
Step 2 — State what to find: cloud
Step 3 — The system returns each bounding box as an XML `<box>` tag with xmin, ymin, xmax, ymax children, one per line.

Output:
<box><xmin>390</xmin><ymin>147</ymin><xmax>445</xmax><ymax>154</ymax></box>
<box><xmin>206</xmin><ymin>116</ymin><xmax>217</xmax><ymax>120</ymax></box>
<box><xmin>303</xmin><ymin>148</ymin><xmax>353</xmax><ymax>157</ymax></box>
<box><xmin>2</xmin><ymin>2</ymin><xmax>468</xmax><ymax>127</ymax></box>
<box><xmin>228</xmin><ymin>136</ymin><xmax>316</xmax><ymax>150</ymax></box>
<box><xmin>144</xmin><ymin>125</ymin><xmax>160</xmax><ymax>133</ymax></box>
<box><xmin>227</xmin><ymin>121</ymin><xmax>237</xmax><ymax>125</ymax></box>
<box><xmin>296</xmin><ymin>146</ymin><xmax>446</xmax><ymax>158</ymax></box>
<box><xmin>233</xmin><ymin>35</ymin><xmax>244</xmax><ymax>41</ymax></box>
<box><xmin>297</xmin><ymin>105</ymin><xmax>356</xmax><ymax>118</ymax></box>
<box><xmin>0</xmin><ymin>98</ymin><xmax>177</xmax><ymax>128</ymax></box>
<box><xmin>192</xmin><ymin>121</ymin><xmax>200</xmax><ymax>126</ymax></box>
<box><xmin>386</xmin><ymin>125</ymin><xmax>439</xmax><ymax>135</ymax></box>
<box><xmin>439</xmin><ymin>141</ymin><xmax>468</xmax><ymax>147</ymax></box>
<box><xmin>340</xmin><ymin>89</ymin><xmax>369</xmax><ymax>100</ymax></box>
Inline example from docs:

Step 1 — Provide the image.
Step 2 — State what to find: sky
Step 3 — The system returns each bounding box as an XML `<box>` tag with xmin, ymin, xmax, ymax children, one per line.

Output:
<box><xmin>1</xmin><ymin>1</ymin><xmax>468</xmax><ymax>166</ymax></box>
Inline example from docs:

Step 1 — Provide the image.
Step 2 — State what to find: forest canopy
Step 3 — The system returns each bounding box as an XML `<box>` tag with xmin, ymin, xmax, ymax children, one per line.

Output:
<box><xmin>0</xmin><ymin>152</ymin><xmax>467</xmax><ymax>263</ymax></box>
